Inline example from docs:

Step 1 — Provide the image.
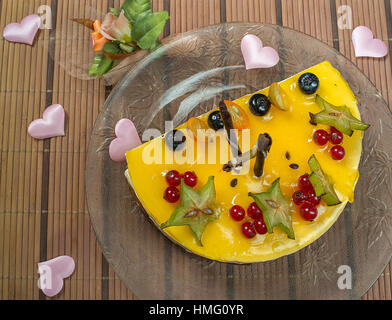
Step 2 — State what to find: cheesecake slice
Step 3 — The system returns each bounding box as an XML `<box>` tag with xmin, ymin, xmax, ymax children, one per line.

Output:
<box><xmin>125</xmin><ymin>61</ymin><xmax>366</xmax><ymax>263</ymax></box>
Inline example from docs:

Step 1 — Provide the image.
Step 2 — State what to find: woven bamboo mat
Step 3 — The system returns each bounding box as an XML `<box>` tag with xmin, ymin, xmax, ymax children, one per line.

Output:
<box><xmin>0</xmin><ymin>0</ymin><xmax>391</xmax><ymax>300</ymax></box>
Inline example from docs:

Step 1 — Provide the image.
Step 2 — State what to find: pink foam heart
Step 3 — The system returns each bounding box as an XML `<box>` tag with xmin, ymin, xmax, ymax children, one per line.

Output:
<box><xmin>28</xmin><ymin>104</ymin><xmax>65</xmax><ymax>139</ymax></box>
<box><xmin>352</xmin><ymin>26</ymin><xmax>388</xmax><ymax>58</ymax></box>
<box><xmin>38</xmin><ymin>256</ymin><xmax>75</xmax><ymax>297</ymax></box>
<box><xmin>241</xmin><ymin>34</ymin><xmax>280</xmax><ymax>69</ymax></box>
<box><xmin>3</xmin><ymin>14</ymin><xmax>41</xmax><ymax>45</ymax></box>
<box><xmin>109</xmin><ymin>119</ymin><xmax>142</xmax><ymax>162</ymax></box>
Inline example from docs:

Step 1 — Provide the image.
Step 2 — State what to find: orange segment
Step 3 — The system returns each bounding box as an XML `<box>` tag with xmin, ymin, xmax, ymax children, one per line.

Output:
<box><xmin>223</xmin><ymin>100</ymin><xmax>250</xmax><ymax>130</ymax></box>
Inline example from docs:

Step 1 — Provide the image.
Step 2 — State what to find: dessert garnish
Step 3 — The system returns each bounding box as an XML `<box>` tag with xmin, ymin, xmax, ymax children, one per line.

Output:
<box><xmin>313</xmin><ymin>129</ymin><xmax>330</xmax><ymax>146</ymax></box>
<box><xmin>289</xmin><ymin>163</ymin><xmax>299</xmax><ymax>170</ymax></box>
<box><xmin>247</xmin><ymin>202</ymin><xmax>263</xmax><ymax>220</ymax></box>
<box><xmin>164</xmin><ymin>186</ymin><xmax>180</xmax><ymax>203</ymax></box>
<box><xmin>249</xmin><ymin>94</ymin><xmax>271</xmax><ymax>116</ymax></box>
<box><xmin>292</xmin><ymin>173</ymin><xmax>321</xmax><ymax>221</ymax></box>
<box><xmin>230</xmin><ymin>205</ymin><xmax>246</xmax><ymax>221</ymax></box>
<box><xmin>219</xmin><ymin>101</ymin><xmax>242</xmax><ymax>156</ymax></box>
<box><xmin>241</xmin><ymin>222</ymin><xmax>256</xmax><ymax>238</ymax></box>
<box><xmin>254</xmin><ymin>218</ymin><xmax>268</xmax><ymax>235</ymax></box>
<box><xmin>285</xmin><ymin>151</ymin><xmax>291</xmax><ymax>160</ymax></box>
<box><xmin>166</xmin><ymin>170</ymin><xmax>181</xmax><ymax>187</ymax></box>
<box><xmin>300</xmin><ymin>203</ymin><xmax>318</xmax><ymax>221</ymax></box>
<box><xmin>331</xmin><ymin>145</ymin><xmax>345</xmax><ymax>160</ymax></box>
<box><xmin>298</xmin><ymin>72</ymin><xmax>319</xmax><ymax>94</ymax></box>
<box><xmin>254</xmin><ymin>133</ymin><xmax>272</xmax><ymax>177</ymax></box>
<box><xmin>223</xmin><ymin>100</ymin><xmax>250</xmax><ymax>130</ymax></box>
<box><xmin>268</xmin><ymin>82</ymin><xmax>289</xmax><ymax>111</ymax></box>
<box><xmin>249</xmin><ymin>178</ymin><xmax>295</xmax><ymax>240</ymax></box>
<box><xmin>230</xmin><ymin>179</ymin><xmax>238</xmax><ymax>188</ymax></box>
<box><xmin>207</xmin><ymin>110</ymin><xmax>224</xmax><ymax>131</ymax></box>
<box><xmin>308</xmin><ymin>155</ymin><xmax>341</xmax><ymax>206</ymax></box>
<box><xmin>330</xmin><ymin>127</ymin><xmax>344</xmax><ymax>145</ymax></box>
<box><xmin>183</xmin><ymin>171</ymin><xmax>198</xmax><ymax>187</ymax></box>
<box><xmin>165</xmin><ymin>129</ymin><xmax>186</xmax><ymax>151</ymax></box>
<box><xmin>310</xmin><ymin>95</ymin><xmax>370</xmax><ymax>136</ymax></box>
<box><xmin>223</xmin><ymin>145</ymin><xmax>257</xmax><ymax>172</ymax></box>
<box><xmin>161</xmin><ymin>177</ymin><xmax>218</xmax><ymax>246</ymax></box>
<box><xmin>186</xmin><ymin>117</ymin><xmax>210</xmax><ymax>142</ymax></box>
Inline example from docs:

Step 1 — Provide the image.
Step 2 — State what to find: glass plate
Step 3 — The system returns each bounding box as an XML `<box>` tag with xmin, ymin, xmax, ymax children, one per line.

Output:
<box><xmin>86</xmin><ymin>23</ymin><xmax>392</xmax><ymax>299</ymax></box>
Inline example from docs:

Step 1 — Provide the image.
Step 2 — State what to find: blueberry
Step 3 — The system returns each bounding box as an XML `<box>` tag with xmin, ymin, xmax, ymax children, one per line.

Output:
<box><xmin>208</xmin><ymin>111</ymin><xmax>224</xmax><ymax>131</ymax></box>
<box><xmin>165</xmin><ymin>130</ymin><xmax>186</xmax><ymax>151</ymax></box>
<box><xmin>249</xmin><ymin>94</ymin><xmax>271</xmax><ymax>116</ymax></box>
<box><xmin>298</xmin><ymin>73</ymin><xmax>319</xmax><ymax>94</ymax></box>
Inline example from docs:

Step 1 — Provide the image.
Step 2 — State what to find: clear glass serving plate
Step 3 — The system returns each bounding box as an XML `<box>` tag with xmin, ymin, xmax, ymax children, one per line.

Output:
<box><xmin>86</xmin><ymin>23</ymin><xmax>392</xmax><ymax>299</ymax></box>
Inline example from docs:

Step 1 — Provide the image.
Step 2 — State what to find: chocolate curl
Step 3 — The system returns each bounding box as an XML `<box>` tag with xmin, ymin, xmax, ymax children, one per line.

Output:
<box><xmin>223</xmin><ymin>145</ymin><xmax>258</xmax><ymax>172</ymax></box>
<box><xmin>218</xmin><ymin>101</ymin><xmax>242</xmax><ymax>157</ymax></box>
<box><xmin>254</xmin><ymin>133</ymin><xmax>272</xmax><ymax>177</ymax></box>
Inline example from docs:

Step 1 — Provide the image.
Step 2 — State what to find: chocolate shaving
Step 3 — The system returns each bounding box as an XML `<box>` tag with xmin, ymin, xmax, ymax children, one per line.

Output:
<box><xmin>71</xmin><ymin>18</ymin><xmax>95</xmax><ymax>30</ymax></box>
<box><xmin>223</xmin><ymin>145</ymin><xmax>258</xmax><ymax>172</ymax></box>
<box><xmin>219</xmin><ymin>101</ymin><xmax>242</xmax><ymax>157</ymax></box>
<box><xmin>254</xmin><ymin>133</ymin><xmax>272</xmax><ymax>178</ymax></box>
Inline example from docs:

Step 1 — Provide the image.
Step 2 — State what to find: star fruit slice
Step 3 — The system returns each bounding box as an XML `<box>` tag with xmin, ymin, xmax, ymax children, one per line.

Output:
<box><xmin>249</xmin><ymin>178</ymin><xmax>295</xmax><ymax>239</ymax></box>
<box><xmin>308</xmin><ymin>155</ymin><xmax>341</xmax><ymax>206</ymax></box>
<box><xmin>309</xmin><ymin>95</ymin><xmax>369</xmax><ymax>136</ymax></box>
<box><xmin>161</xmin><ymin>176</ymin><xmax>218</xmax><ymax>246</ymax></box>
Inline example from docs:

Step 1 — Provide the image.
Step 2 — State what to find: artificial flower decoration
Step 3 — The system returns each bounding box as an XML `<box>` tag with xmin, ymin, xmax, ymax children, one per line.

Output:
<box><xmin>91</xmin><ymin>20</ymin><xmax>109</xmax><ymax>52</ymax></box>
<box><xmin>100</xmin><ymin>10</ymin><xmax>132</xmax><ymax>43</ymax></box>
<box><xmin>73</xmin><ymin>0</ymin><xmax>169</xmax><ymax>78</ymax></box>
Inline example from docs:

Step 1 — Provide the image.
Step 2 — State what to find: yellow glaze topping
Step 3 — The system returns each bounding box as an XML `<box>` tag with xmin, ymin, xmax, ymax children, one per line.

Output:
<box><xmin>126</xmin><ymin>61</ymin><xmax>363</xmax><ymax>263</ymax></box>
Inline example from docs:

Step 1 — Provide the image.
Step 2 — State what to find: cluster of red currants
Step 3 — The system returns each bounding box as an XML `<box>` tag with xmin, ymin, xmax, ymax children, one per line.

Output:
<box><xmin>313</xmin><ymin>127</ymin><xmax>345</xmax><ymax>160</ymax></box>
<box><xmin>164</xmin><ymin>170</ymin><xmax>198</xmax><ymax>203</ymax></box>
<box><xmin>292</xmin><ymin>174</ymin><xmax>321</xmax><ymax>221</ymax></box>
<box><xmin>230</xmin><ymin>202</ymin><xmax>268</xmax><ymax>239</ymax></box>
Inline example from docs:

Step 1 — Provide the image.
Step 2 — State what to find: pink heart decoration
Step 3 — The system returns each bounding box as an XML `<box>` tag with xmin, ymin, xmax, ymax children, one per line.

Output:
<box><xmin>352</xmin><ymin>26</ymin><xmax>388</xmax><ymax>58</ymax></box>
<box><xmin>28</xmin><ymin>104</ymin><xmax>65</xmax><ymax>139</ymax></box>
<box><xmin>109</xmin><ymin>119</ymin><xmax>142</xmax><ymax>162</ymax></box>
<box><xmin>3</xmin><ymin>14</ymin><xmax>41</xmax><ymax>45</ymax></box>
<box><xmin>37</xmin><ymin>256</ymin><xmax>75</xmax><ymax>297</ymax></box>
<box><xmin>241</xmin><ymin>34</ymin><xmax>280</xmax><ymax>69</ymax></box>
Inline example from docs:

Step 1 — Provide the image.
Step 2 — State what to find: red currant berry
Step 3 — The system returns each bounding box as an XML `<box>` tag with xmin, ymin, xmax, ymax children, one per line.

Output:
<box><xmin>304</xmin><ymin>190</ymin><xmax>321</xmax><ymax>206</ymax></box>
<box><xmin>304</xmin><ymin>188</ymin><xmax>316</xmax><ymax>199</ymax></box>
<box><xmin>299</xmin><ymin>174</ymin><xmax>312</xmax><ymax>190</ymax></box>
<box><xmin>254</xmin><ymin>218</ymin><xmax>268</xmax><ymax>235</ymax></box>
<box><xmin>292</xmin><ymin>190</ymin><xmax>306</xmax><ymax>206</ymax></box>
<box><xmin>247</xmin><ymin>202</ymin><xmax>263</xmax><ymax>220</ymax></box>
<box><xmin>331</xmin><ymin>145</ymin><xmax>345</xmax><ymax>160</ymax></box>
<box><xmin>164</xmin><ymin>186</ymin><xmax>180</xmax><ymax>203</ymax></box>
<box><xmin>241</xmin><ymin>222</ymin><xmax>256</xmax><ymax>239</ymax></box>
<box><xmin>183</xmin><ymin>171</ymin><xmax>198</xmax><ymax>187</ymax></box>
<box><xmin>165</xmin><ymin>170</ymin><xmax>181</xmax><ymax>187</ymax></box>
<box><xmin>330</xmin><ymin>127</ymin><xmax>343</xmax><ymax>145</ymax></box>
<box><xmin>313</xmin><ymin>130</ymin><xmax>330</xmax><ymax>146</ymax></box>
<box><xmin>230</xmin><ymin>205</ymin><xmax>246</xmax><ymax>222</ymax></box>
<box><xmin>300</xmin><ymin>203</ymin><xmax>318</xmax><ymax>221</ymax></box>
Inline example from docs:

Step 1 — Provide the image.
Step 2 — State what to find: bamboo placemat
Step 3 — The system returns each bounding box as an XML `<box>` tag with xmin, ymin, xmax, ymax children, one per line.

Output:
<box><xmin>0</xmin><ymin>0</ymin><xmax>391</xmax><ymax>300</ymax></box>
